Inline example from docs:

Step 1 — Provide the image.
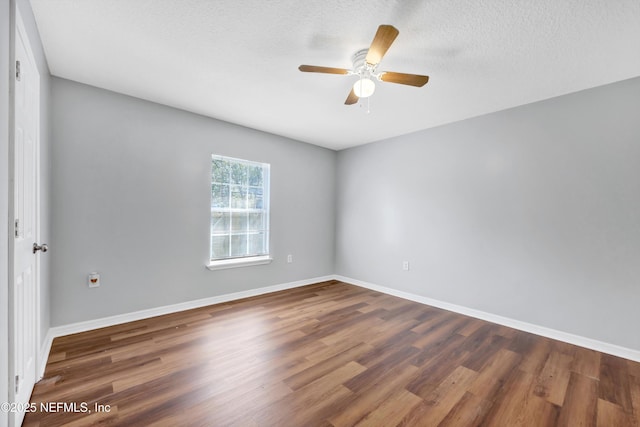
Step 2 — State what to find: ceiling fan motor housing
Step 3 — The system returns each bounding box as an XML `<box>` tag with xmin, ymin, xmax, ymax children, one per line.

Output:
<box><xmin>351</xmin><ymin>48</ymin><xmax>377</xmax><ymax>77</ymax></box>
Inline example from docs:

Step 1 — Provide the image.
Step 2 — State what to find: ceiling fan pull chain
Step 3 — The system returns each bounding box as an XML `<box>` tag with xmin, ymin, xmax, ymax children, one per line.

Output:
<box><xmin>358</xmin><ymin>91</ymin><xmax>371</xmax><ymax>114</ymax></box>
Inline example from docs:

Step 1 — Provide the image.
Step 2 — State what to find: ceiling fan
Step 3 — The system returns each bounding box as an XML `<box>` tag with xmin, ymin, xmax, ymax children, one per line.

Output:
<box><xmin>299</xmin><ymin>25</ymin><xmax>429</xmax><ymax>105</ymax></box>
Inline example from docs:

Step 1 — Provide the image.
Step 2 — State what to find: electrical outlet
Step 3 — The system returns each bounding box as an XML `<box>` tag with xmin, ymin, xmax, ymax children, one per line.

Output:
<box><xmin>88</xmin><ymin>272</ymin><xmax>100</xmax><ymax>288</ymax></box>
<box><xmin>402</xmin><ymin>261</ymin><xmax>410</xmax><ymax>271</ymax></box>
<box><xmin>287</xmin><ymin>254</ymin><xmax>293</xmax><ymax>263</ymax></box>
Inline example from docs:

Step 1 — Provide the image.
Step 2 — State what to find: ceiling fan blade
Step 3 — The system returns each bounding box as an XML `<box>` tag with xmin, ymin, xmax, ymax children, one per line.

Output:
<box><xmin>380</xmin><ymin>72</ymin><xmax>429</xmax><ymax>87</ymax></box>
<box><xmin>345</xmin><ymin>89</ymin><xmax>359</xmax><ymax>105</ymax></box>
<box><xmin>298</xmin><ymin>65</ymin><xmax>350</xmax><ymax>75</ymax></box>
<box><xmin>365</xmin><ymin>25</ymin><xmax>399</xmax><ymax>66</ymax></box>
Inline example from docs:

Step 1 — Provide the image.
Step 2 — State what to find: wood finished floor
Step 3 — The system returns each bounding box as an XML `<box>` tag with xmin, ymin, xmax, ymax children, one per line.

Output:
<box><xmin>25</xmin><ymin>280</ymin><xmax>640</xmax><ymax>426</ymax></box>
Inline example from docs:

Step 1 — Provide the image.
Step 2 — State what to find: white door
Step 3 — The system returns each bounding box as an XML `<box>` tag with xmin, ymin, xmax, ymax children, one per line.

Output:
<box><xmin>10</xmin><ymin>9</ymin><xmax>41</xmax><ymax>427</ymax></box>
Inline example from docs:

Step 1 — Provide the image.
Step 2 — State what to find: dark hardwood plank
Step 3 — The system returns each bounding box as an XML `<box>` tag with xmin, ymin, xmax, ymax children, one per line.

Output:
<box><xmin>481</xmin><ymin>368</ymin><xmax>559</xmax><ymax>427</ymax></box>
<box><xmin>467</xmin><ymin>348</ymin><xmax>522</xmax><ymax>401</ymax></box>
<box><xmin>329</xmin><ymin>363</ymin><xmax>420</xmax><ymax>426</ymax></box>
<box><xmin>572</xmin><ymin>346</ymin><xmax>601</xmax><ymax>379</ymax></box>
<box><xmin>630</xmin><ymin>373</ymin><xmax>640</xmax><ymax>425</ymax></box>
<box><xmin>534</xmin><ymin>350</ymin><xmax>573</xmax><ymax>406</ymax></box>
<box><xmin>600</xmin><ymin>353</ymin><xmax>634</xmax><ymax>412</ymax></box>
<box><xmin>557</xmin><ymin>372</ymin><xmax>598</xmax><ymax>427</ymax></box>
<box><xmin>598</xmin><ymin>398</ymin><xmax>635</xmax><ymax>426</ymax></box>
<box><xmin>354</xmin><ymin>388</ymin><xmax>422</xmax><ymax>426</ymax></box>
<box><xmin>23</xmin><ymin>281</ymin><xmax>640</xmax><ymax>426</ymax></box>
<box><xmin>437</xmin><ymin>391</ymin><xmax>493</xmax><ymax>427</ymax></box>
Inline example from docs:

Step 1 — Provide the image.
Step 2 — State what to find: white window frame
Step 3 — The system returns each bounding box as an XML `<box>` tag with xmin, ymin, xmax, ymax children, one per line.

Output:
<box><xmin>207</xmin><ymin>155</ymin><xmax>271</xmax><ymax>270</ymax></box>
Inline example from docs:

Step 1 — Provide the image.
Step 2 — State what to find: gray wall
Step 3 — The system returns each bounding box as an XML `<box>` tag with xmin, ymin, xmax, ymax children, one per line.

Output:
<box><xmin>336</xmin><ymin>76</ymin><xmax>640</xmax><ymax>351</ymax></box>
<box><xmin>51</xmin><ymin>77</ymin><xmax>336</xmax><ymax>326</ymax></box>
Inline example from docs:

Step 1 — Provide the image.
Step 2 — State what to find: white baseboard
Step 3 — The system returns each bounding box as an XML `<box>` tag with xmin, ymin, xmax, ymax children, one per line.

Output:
<box><xmin>39</xmin><ymin>275</ymin><xmax>334</xmax><ymax>377</ymax></box>
<box><xmin>335</xmin><ymin>275</ymin><xmax>640</xmax><ymax>363</ymax></box>
<box><xmin>38</xmin><ymin>329</ymin><xmax>55</xmax><ymax>379</ymax></box>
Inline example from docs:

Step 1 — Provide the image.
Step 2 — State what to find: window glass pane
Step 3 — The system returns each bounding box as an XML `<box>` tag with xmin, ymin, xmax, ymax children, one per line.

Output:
<box><xmin>248</xmin><ymin>165</ymin><xmax>263</xmax><ymax>186</ymax></box>
<box><xmin>248</xmin><ymin>233</ymin><xmax>266</xmax><ymax>255</ymax></box>
<box><xmin>231</xmin><ymin>213</ymin><xmax>248</xmax><ymax>232</ymax></box>
<box><xmin>230</xmin><ymin>185</ymin><xmax>246</xmax><ymax>209</ymax></box>
<box><xmin>248</xmin><ymin>187</ymin><xmax>263</xmax><ymax>209</ymax></box>
<box><xmin>248</xmin><ymin>213</ymin><xmax>264</xmax><ymax>231</ymax></box>
<box><xmin>212</xmin><ymin>184</ymin><xmax>229</xmax><ymax>208</ymax></box>
<box><xmin>230</xmin><ymin>234</ymin><xmax>248</xmax><ymax>257</ymax></box>
<box><xmin>211</xmin><ymin>212</ymin><xmax>230</xmax><ymax>233</ymax></box>
<box><xmin>212</xmin><ymin>159</ymin><xmax>230</xmax><ymax>183</ymax></box>
<box><xmin>230</xmin><ymin>163</ymin><xmax>247</xmax><ymax>185</ymax></box>
<box><xmin>211</xmin><ymin>235</ymin><xmax>229</xmax><ymax>258</ymax></box>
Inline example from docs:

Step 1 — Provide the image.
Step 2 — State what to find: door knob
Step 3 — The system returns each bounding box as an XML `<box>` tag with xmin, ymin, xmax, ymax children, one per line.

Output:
<box><xmin>33</xmin><ymin>243</ymin><xmax>48</xmax><ymax>254</ymax></box>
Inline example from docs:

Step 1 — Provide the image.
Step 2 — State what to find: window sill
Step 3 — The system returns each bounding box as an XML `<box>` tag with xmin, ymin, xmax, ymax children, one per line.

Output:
<box><xmin>206</xmin><ymin>255</ymin><xmax>272</xmax><ymax>271</ymax></box>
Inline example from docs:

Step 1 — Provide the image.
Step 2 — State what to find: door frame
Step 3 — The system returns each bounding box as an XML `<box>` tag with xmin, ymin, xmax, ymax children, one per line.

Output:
<box><xmin>7</xmin><ymin>4</ymin><xmax>42</xmax><ymax>426</ymax></box>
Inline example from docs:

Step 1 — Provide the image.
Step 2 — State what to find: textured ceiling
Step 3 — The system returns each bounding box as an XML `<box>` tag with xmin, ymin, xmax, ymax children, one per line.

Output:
<box><xmin>30</xmin><ymin>0</ymin><xmax>640</xmax><ymax>150</ymax></box>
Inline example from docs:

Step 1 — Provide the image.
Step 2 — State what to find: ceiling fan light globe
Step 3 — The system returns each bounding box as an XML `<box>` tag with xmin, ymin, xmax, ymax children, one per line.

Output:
<box><xmin>353</xmin><ymin>78</ymin><xmax>375</xmax><ymax>98</ymax></box>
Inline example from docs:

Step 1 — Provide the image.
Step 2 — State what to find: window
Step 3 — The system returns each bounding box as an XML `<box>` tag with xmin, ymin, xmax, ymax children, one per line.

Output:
<box><xmin>209</xmin><ymin>155</ymin><xmax>270</xmax><ymax>269</ymax></box>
